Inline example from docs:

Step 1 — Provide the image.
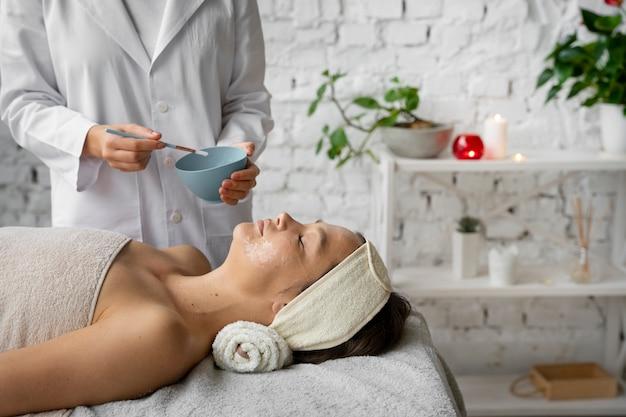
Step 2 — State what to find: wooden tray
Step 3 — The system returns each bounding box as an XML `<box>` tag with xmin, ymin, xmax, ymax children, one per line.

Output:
<box><xmin>530</xmin><ymin>362</ymin><xmax>618</xmax><ymax>400</ymax></box>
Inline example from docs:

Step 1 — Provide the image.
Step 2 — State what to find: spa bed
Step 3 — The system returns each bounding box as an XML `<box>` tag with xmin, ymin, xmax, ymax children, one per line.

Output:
<box><xmin>67</xmin><ymin>311</ymin><xmax>465</xmax><ymax>417</ymax></box>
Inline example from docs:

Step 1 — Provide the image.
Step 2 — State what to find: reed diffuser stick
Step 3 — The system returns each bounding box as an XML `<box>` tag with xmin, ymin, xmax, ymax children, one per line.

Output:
<box><xmin>585</xmin><ymin>204</ymin><xmax>593</xmax><ymax>248</ymax></box>
<box><xmin>573</xmin><ymin>197</ymin><xmax>585</xmax><ymax>247</ymax></box>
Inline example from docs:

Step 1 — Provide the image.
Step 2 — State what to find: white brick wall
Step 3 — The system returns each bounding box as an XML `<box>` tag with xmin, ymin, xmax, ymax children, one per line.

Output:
<box><xmin>0</xmin><ymin>0</ymin><xmax>617</xmax><ymax>375</ymax></box>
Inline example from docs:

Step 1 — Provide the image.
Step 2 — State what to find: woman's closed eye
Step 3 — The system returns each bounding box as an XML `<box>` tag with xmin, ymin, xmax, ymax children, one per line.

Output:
<box><xmin>298</xmin><ymin>234</ymin><xmax>304</xmax><ymax>249</ymax></box>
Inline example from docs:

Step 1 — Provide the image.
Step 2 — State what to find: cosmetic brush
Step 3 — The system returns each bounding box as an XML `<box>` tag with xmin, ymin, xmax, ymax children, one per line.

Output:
<box><xmin>105</xmin><ymin>128</ymin><xmax>208</xmax><ymax>157</ymax></box>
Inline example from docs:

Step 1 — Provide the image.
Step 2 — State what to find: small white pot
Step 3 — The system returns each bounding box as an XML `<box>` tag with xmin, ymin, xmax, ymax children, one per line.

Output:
<box><xmin>599</xmin><ymin>104</ymin><xmax>626</xmax><ymax>154</ymax></box>
<box><xmin>488</xmin><ymin>245</ymin><xmax>519</xmax><ymax>287</ymax></box>
<box><xmin>452</xmin><ymin>231</ymin><xmax>481</xmax><ymax>279</ymax></box>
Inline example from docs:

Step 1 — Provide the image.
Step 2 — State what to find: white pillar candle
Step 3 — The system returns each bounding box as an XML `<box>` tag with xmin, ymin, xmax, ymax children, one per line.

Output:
<box><xmin>488</xmin><ymin>245</ymin><xmax>518</xmax><ymax>286</ymax></box>
<box><xmin>483</xmin><ymin>114</ymin><xmax>508</xmax><ymax>159</ymax></box>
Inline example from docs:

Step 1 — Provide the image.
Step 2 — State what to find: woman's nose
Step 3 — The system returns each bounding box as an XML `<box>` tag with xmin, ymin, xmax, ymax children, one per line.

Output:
<box><xmin>276</xmin><ymin>212</ymin><xmax>295</xmax><ymax>230</ymax></box>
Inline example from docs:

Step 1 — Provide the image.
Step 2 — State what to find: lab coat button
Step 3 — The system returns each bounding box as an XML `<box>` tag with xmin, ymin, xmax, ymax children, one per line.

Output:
<box><xmin>170</xmin><ymin>210</ymin><xmax>183</xmax><ymax>224</ymax></box>
<box><xmin>157</xmin><ymin>101</ymin><xmax>169</xmax><ymax>113</ymax></box>
<box><xmin>163</xmin><ymin>156</ymin><xmax>174</xmax><ymax>168</ymax></box>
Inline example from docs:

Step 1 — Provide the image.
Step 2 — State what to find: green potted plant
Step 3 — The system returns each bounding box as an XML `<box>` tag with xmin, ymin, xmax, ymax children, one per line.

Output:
<box><xmin>307</xmin><ymin>70</ymin><xmax>453</xmax><ymax>167</ymax></box>
<box><xmin>452</xmin><ymin>216</ymin><xmax>482</xmax><ymax>279</ymax></box>
<box><xmin>537</xmin><ymin>0</ymin><xmax>626</xmax><ymax>154</ymax></box>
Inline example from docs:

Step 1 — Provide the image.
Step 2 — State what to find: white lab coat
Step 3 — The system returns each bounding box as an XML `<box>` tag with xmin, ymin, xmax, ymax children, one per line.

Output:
<box><xmin>0</xmin><ymin>0</ymin><xmax>273</xmax><ymax>267</ymax></box>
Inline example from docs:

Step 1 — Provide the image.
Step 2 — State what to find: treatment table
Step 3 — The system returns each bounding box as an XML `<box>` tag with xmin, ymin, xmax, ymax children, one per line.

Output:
<box><xmin>69</xmin><ymin>311</ymin><xmax>465</xmax><ymax>417</ymax></box>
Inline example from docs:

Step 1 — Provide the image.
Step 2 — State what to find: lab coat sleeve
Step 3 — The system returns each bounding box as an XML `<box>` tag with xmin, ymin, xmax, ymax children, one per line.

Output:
<box><xmin>0</xmin><ymin>0</ymin><xmax>100</xmax><ymax>192</ymax></box>
<box><xmin>217</xmin><ymin>0</ymin><xmax>274</xmax><ymax>162</ymax></box>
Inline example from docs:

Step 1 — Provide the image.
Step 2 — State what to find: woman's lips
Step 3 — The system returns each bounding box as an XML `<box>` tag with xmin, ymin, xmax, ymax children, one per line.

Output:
<box><xmin>256</xmin><ymin>219</ymin><xmax>265</xmax><ymax>236</ymax></box>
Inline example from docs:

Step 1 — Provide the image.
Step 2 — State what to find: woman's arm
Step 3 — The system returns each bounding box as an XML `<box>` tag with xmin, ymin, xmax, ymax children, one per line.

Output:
<box><xmin>0</xmin><ymin>0</ymin><xmax>101</xmax><ymax>191</ymax></box>
<box><xmin>0</xmin><ymin>308</ymin><xmax>193</xmax><ymax>416</ymax></box>
<box><xmin>216</xmin><ymin>0</ymin><xmax>274</xmax><ymax>162</ymax></box>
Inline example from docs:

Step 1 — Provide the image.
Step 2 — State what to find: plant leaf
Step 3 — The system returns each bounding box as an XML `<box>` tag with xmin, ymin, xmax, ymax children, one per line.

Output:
<box><xmin>582</xmin><ymin>95</ymin><xmax>599</xmax><ymax>107</ymax></box>
<box><xmin>581</xmin><ymin>8</ymin><xmax>621</xmax><ymax>34</ymax></box>
<box><xmin>330</xmin><ymin>127</ymin><xmax>348</xmax><ymax>148</ymax></box>
<box><xmin>315</xmin><ymin>138</ymin><xmax>324</xmax><ymax>154</ymax></box>
<box><xmin>581</xmin><ymin>9</ymin><xmax>602</xmax><ymax>33</ymax></box>
<box><xmin>307</xmin><ymin>99</ymin><xmax>319</xmax><ymax>116</ymax></box>
<box><xmin>398</xmin><ymin>87</ymin><xmax>418</xmax><ymax>98</ymax></box>
<box><xmin>376</xmin><ymin>111</ymin><xmax>399</xmax><ymax>127</ymax></box>
<box><xmin>536</xmin><ymin>68</ymin><xmax>554</xmax><ymax>88</ymax></box>
<box><xmin>331</xmin><ymin>72</ymin><xmax>347</xmax><ymax>82</ymax></box>
<box><xmin>322</xmin><ymin>124</ymin><xmax>330</xmax><ymax>134</ymax></box>
<box><xmin>353</xmin><ymin>96</ymin><xmax>380</xmax><ymax>109</ymax></box>
<box><xmin>316</xmin><ymin>84</ymin><xmax>327</xmax><ymax>99</ymax></box>
<box><xmin>595</xmin><ymin>14</ymin><xmax>622</xmax><ymax>33</ymax></box>
<box><xmin>546</xmin><ymin>33</ymin><xmax>576</xmax><ymax>60</ymax></box>
<box><xmin>405</xmin><ymin>95</ymin><xmax>419</xmax><ymax>111</ymax></box>
<box><xmin>384</xmin><ymin>89</ymin><xmax>399</xmax><ymax>102</ymax></box>
<box><xmin>327</xmin><ymin>147</ymin><xmax>339</xmax><ymax>159</ymax></box>
<box><xmin>545</xmin><ymin>84</ymin><xmax>561</xmax><ymax>103</ymax></box>
<box><xmin>555</xmin><ymin>61</ymin><xmax>573</xmax><ymax>84</ymax></box>
<box><xmin>322</xmin><ymin>69</ymin><xmax>330</xmax><ymax>77</ymax></box>
<box><xmin>567</xmin><ymin>81</ymin><xmax>589</xmax><ymax>99</ymax></box>
<box><xmin>558</xmin><ymin>47</ymin><xmax>588</xmax><ymax>64</ymax></box>
<box><xmin>608</xmin><ymin>85</ymin><xmax>624</xmax><ymax>104</ymax></box>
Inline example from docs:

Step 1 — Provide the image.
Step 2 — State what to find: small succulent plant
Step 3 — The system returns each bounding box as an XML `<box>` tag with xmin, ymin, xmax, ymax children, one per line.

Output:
<box><xmin>456</xmin><ymin>216</ymin><xmax>482</xmax><ymax>234</ymax></box>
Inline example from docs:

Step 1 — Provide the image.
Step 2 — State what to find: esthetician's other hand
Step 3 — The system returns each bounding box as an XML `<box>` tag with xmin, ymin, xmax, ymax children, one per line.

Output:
<box><xmin>219</xmin><ymin>141</ymin><xmax>259</xmax><ymax>205</ymax></box>
<box><xmin>82</xmin><ymin>124</ymin><xmax>164</xmax><ymax>172</ymax></box>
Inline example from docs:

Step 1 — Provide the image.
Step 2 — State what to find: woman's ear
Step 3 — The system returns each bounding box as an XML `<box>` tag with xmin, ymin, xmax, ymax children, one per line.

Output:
<box><xmin>271</xmin><ymin>301</ymin><xmax>287</xmax><ymax>315</ymax></box>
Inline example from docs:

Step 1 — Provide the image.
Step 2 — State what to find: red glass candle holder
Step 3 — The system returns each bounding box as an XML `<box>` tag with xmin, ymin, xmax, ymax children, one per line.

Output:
<box><xmin>452</xmin><ymin>134</ymin><xmax>484</xmax><ymax>160</ymax></box>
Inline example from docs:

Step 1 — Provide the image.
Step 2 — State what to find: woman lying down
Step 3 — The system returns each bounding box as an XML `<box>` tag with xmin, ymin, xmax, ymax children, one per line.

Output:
<box><xmin>0</xmin><ymin>212</ymin><xmax>411</xmax><ymax>416</ymax></box>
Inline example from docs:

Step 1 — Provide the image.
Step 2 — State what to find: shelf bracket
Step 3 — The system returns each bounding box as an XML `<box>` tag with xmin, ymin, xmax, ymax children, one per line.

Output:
<box><xmin>604</xmin><ymin>297</ymin><xmax>626</xmax><ymax>381</ymax></box>
<box><xmin>611</xmin><ymin>172</ymin><xmax>626</xmax><ymax>272</ymax></box>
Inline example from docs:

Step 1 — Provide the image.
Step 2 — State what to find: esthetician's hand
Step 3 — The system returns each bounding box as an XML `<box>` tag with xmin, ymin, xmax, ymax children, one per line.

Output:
<box><xmin>219</xmin><ymin>142</ymin><xmax>259</xmax><ymax>205</ymax></box>
<box><xmin>82</xmin><ymin>124</ymin><xmax>164</xmax><ymax>172</ymax></box>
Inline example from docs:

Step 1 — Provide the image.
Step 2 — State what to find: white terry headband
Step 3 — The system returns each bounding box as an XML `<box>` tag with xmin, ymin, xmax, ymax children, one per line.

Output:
<box><xmin>212</xmin><ymin>240</ymin><xmax>392</xmax><ymax>372</ymax></box>
<box><xmin>269</xmin><ymin>240</ymin><xmax>392</xmax><ymax>351</ymax></box>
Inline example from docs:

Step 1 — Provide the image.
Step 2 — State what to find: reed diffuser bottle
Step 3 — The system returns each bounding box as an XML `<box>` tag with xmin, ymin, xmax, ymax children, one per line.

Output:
<box><xmin>571</xmin><ymin>197</ymin><xmax>593</xmax><ymax>284</ymax></box>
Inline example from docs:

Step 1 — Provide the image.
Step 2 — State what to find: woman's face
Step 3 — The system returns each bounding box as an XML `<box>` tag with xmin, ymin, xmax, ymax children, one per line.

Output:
<box><xmin>227</xmin><ymin>213</ymin><xmax>363</xmax><ymax>312</ymax></box>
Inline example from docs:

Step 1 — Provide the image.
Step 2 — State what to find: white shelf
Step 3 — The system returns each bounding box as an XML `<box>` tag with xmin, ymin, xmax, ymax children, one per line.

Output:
<box><xmin>384</xmin><ymin>148</ymin><xmax>626</xmax><ymax>172</ymax></box>
<box><xmin>393</xmin><ymin>264</ymin><xmax>626</xmax><ymax>298</ymax></box>
<box><xmin>458</xmin><ymin>374</ymin><xmax>626</xmax><ymax>416</ymax></box>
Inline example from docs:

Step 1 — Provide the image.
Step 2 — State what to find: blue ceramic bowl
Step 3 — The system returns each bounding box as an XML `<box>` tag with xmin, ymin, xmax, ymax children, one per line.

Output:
<box><xmin>175</xmin><ymin>147</ymin><xmax>247</xmax><ymax>202</ymax></box>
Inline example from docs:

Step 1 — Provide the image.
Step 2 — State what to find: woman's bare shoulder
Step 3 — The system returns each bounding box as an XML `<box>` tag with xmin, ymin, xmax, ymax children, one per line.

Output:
<box><xmin>106</xmin><ymin>306</ymin><xmax>200</xmax><ymax>365</ymax></box>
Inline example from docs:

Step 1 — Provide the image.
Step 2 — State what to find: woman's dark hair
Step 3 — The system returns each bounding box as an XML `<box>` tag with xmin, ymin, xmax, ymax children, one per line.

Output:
<box><xmin>292</xmin><ymin>292</ymin><xmax>412</xmax><ymax>364</ymax></box>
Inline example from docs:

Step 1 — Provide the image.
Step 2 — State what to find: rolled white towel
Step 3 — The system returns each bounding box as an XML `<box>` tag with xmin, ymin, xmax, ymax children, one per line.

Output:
<box><xmin>212</xmin><ymin>321</ymin><xmax>293</xmax><ymax>373</ymax></box>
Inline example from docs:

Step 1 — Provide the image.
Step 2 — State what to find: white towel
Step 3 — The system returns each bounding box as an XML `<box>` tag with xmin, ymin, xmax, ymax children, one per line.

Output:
<box><xmin>0</xmin><ymin>227</ymin><xmax>130</xmax><ymax>352</ymax></box>
<box><xmin>212</xmin><ymin>321</ymin><xmax>292</xmax><ymax>373</ymax></box>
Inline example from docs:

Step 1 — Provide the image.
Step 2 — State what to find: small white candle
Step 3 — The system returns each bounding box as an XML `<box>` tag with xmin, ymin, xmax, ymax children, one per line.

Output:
<box><xmin>483</xmin><ymin>114</ymin><xmax>508</xmax><ymax>159</ymax></box>
<box><xmin>512</xmin><ymin>153</ymin><xmax>526</xmax><ymax>162</ymax></box>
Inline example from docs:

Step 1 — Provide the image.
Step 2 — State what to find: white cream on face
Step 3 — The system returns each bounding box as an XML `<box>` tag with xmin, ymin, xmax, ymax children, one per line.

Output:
<box><xmin>244</xmin><ymin>237</ymin><xmax>278</xmax><ymax>265</ymax></box>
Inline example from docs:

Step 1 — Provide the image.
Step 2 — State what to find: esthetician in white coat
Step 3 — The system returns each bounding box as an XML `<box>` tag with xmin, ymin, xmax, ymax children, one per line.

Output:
<box><xmin>0</xmin><ymin>0</ymin><xmax>274</xmax><ymax>267</ymax></box>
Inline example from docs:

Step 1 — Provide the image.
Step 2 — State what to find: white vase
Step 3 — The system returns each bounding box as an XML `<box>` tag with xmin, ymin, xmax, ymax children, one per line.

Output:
<box><xmin>599</xmin><ymin>104</ymin><xmax>626</xmax><ymax>154</ymax></box>
<box><xmin>452</xmin><ymin>231</ymin><xmax>481</xmax><ymax>279</ymax></box>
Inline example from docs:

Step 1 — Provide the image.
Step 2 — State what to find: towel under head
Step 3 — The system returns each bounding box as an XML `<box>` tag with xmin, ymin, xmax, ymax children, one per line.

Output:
<box><xmin>269</xmin><ymin>240</ymin><xmax>392</xmax><ymax>351</ymax></box>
